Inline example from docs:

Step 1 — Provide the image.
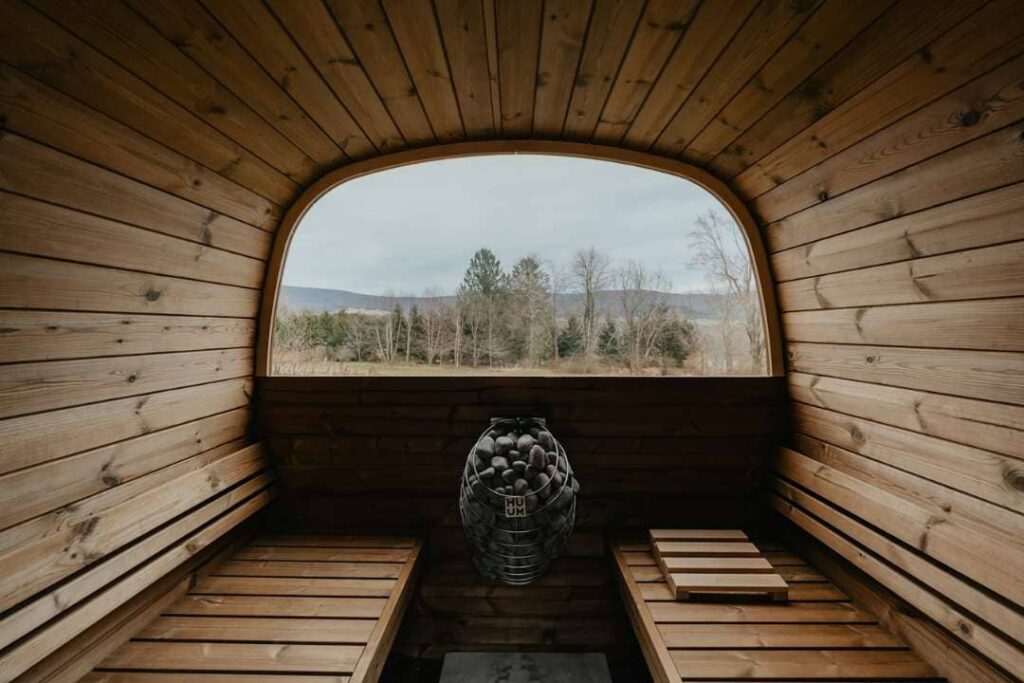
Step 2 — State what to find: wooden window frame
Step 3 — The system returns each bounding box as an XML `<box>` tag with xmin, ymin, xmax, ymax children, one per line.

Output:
<box><xmin>256</xmin><ymin>140</ymin><xmax>783</xmax><ymax>376</ymax></box>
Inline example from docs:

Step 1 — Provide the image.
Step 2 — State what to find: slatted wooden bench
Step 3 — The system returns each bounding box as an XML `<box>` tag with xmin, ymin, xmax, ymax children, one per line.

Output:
<box><xmin>82</xmin><ymin>534</ymin><xmax>422</xmax><ymax>683</ymax></box>
<box><xmin>649</xmin><ymin>529</ymin><xmax>788</xmax><ymax>601</ymax></box>
<box><xmin>611</xmin><ymin>538</ymin><xmax>941</xmax><ymax>683</ymax></box>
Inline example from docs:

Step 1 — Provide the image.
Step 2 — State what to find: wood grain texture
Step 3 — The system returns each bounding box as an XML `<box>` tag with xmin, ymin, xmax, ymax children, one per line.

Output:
<box><xmin>0</xmin><ymin>3</ymin><xmax>1021</xmax><ymax>679</ymax></box>
<box><xmin>85</xmin><ymin>535</ymin><xmax>420</xmax><ymax>682</ymax></box>
<box><xmin>612</xmin><ymin>538</ymin><xmax>935</xmax><ymax>683</ymax></box>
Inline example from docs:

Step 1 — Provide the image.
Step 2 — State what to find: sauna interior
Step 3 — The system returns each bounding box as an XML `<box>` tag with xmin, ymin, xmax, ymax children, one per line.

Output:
<box><xmin>1</xmin><ymin>0</ymin><xmax>1022</xmax><ymax>681</ymax></box>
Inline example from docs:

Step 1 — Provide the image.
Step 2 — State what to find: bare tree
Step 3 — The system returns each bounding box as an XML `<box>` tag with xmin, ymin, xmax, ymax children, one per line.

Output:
<box><xmin>689</xmin><ymin>210</ymin><xmax>765</xmax><ymax>373</ymax></box>
<box><xmin>617</xmin><ymin>261</ymin><xmax>673</xmax><ymax>373</ymax></box>
<box><xmin>570</xmin><ymin>247</ymin><xmax>611</xmax><ymax>358</ymax></box>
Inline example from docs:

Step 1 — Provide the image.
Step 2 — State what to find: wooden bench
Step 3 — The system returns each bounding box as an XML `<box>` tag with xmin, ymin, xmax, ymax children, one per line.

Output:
<box><xmin>649</xmin><ymin>529</ymin><xmax>788</xmax><ymax>601</ymax></box>
<box><xmin>82</xmin><ymin>534</ymin><xmax>422</xmax><ymax>683</ymax></box>
<box><xmin>611</xmin><ymin>538</ymin><xmax>941</xmax><ymax>683</ymax></box>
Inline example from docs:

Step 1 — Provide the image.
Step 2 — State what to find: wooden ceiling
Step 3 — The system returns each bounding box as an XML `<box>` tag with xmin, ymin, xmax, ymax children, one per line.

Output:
<box><xmin>3</xmin><ymin>0</ymin><xmax>1005</xmax><ymax>220</ymax></box>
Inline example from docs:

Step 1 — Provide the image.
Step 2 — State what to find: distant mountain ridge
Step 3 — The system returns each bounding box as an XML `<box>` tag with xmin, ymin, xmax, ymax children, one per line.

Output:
<box><xmin>280</xmin><ymin>285</ymin><xmax>721</xmax><ymax>320</ymax></box>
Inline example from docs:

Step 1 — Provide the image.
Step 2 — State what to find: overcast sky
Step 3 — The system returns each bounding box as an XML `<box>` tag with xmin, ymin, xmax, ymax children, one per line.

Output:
<box><xmin>282</xmin><ymin>154</ymin><xmax>737</xmax><ymax>295</ymax></box>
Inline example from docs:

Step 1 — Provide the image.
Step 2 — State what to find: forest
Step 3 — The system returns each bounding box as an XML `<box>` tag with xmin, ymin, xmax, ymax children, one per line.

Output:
<box><xmin>273</xmin><ymin>211</ymin><xmax>766</xmax><ymax>376</ymax></box>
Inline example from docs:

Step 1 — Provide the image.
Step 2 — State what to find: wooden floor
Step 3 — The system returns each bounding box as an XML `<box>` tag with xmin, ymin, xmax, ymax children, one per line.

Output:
<box><xmin>612</xmin><ymin>539</ymin><xmax>941</xmax><ymax>682</ymax></box>
<box><xmin>82</xmin><ymin>534</ymin><xmax>422</xmax><ymax>683</ymax></box>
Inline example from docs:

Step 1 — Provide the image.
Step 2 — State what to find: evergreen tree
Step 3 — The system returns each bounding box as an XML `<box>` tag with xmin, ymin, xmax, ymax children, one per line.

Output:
<box><xmin>557</xmin><ymin>315</ymin><xmax>584</xmax><ymax>358</ymax></box>
<box><xmin>460</xmin><ymin>248</ymin><xmax>506</xmax><ymax>296</ymax></box>
<box><xmin>655</xmin><ymin>316</ymin><xmax>697</xmax><ymax>365</ymax></box>
<box><xmin>458</xmin><ymin>248</ymin><xmax>508</xmax><ymax>366</ymax></box>
<box><xmin>508</xmin><ymin>255</ymin><xmax>552</xmax><ymax>363</ymax></box>
<box><xmin>597</xmin><ymin>317</ymin><xmax>620</xmax><ymax>359</ymax></box>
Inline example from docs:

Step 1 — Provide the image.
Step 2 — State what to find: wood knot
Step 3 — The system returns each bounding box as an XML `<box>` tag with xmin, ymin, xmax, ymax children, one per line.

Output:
<box><xmin>143</xmin><ymin>288</ymin><xmax>162</xmax><ymax>302</ymax></box>
<box><xmin>958</xmin><ymin>109</ymin><xmax>981</xmax><ymax>127</ymax></box>
<box><xmin>1002</xmin><ymin>463</ymin><xmax>1024</xmax><ymax>492</ymax></box>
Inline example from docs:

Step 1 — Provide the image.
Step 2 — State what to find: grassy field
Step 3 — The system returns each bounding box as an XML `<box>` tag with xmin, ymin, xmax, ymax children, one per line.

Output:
<box><xmin>271</xmin><ymin>350</ymin><xmax>699</xmax><ymax>377</ymax></box>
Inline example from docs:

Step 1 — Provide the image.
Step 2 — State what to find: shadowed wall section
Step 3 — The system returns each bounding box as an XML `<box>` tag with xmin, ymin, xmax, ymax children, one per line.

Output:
<box><xmin>257</xmin><ymin>375</ymin><xmax>786</xmax><ymax>660</ymax></box>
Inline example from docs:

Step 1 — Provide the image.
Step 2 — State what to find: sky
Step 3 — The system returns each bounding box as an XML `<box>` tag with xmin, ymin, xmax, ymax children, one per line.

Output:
<box><xmin>282</xmin><ymin>154</ymin><xmax>739</xmax><ymax>295</ymax></box>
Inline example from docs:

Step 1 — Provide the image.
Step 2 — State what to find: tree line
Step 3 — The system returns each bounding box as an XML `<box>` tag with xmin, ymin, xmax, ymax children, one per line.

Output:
<box><xmin>274</xmin><ymin>210</ymin><xmax>766</xmax><ymax>375</ymax></box>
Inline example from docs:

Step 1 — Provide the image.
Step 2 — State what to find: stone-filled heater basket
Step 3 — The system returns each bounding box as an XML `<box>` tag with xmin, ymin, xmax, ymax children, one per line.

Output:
<box><xmin>459</xmin><ymin>417</ymin><xmax>579</xmax><ymax>585</ymax></box>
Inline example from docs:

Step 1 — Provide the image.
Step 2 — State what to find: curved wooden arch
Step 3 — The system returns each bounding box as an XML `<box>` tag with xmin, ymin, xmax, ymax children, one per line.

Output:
<box><xmin>256</xmin><ymin>140</ymin><xmax>784</xmax><ymax>376</ymax></box>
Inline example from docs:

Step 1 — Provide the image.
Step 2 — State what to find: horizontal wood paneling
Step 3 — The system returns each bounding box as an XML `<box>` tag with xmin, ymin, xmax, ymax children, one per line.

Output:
<box><xmin>754</xmin><ymin>10</ymin><xmax>1024</xmax><ymax>676</ymax></box>
<box><xmin>0</xmin><ymin>252</ymin><xmax>259</xmax><ymax>317</ymax></box>
<box><xmin>0</xmin><ymin>63</ymin><xmax>281</xmax><ymax>229</ymax></box>
<box><xmin>0</xmin><ymin>347</ymin><xmax>253</xmax><ymax>419</ymax></box>
<box><xmin>0</xmin><ymin>192</ymin><xmax>265</xmax><ymax>288</ymax></box>
<box><xmin>257</xmin><ymin>375</ymin><xmax>785</xmax><ymax>661</ymax></box>
<box><xmin>1</xmin><ymin>1</ymin><xmax>1021</xmax><ymax>679</ymax></box>
<box><xmin>0</xmin><ymin>311</ymin><xmax>255</xmax><ymax>363</ymax></box>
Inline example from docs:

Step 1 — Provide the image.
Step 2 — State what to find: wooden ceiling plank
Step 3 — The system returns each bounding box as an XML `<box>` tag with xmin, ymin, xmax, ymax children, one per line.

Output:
<box><xmin>753</xmin><ymin>43</ymin><xmax>1024</xmax><ymax>224</ymax></box>
<box><xmin>622</xmin><ymin>0</ymin><xmax>755</xmax><ymax>150</ymax></box>
<box><xmin>651</xmin><ymin>0</ymin><xmax>824</xmax><ymax>160</ymax></box>
<box><xmin>327</xmin><ymin>0</ymin><xmax>436</xmax><ymax>146</ymax></box>
<box><xmin>196</xmin><ymin>0</ymin><xmax>375</xmax><ymax>161</ymax></box>
<box><xmin>0</xmin><ymin>134</ymin><xmax>272</xmax><ymax>261</ymax></box>
<box><xmin>495</xmin><ymin>0</ymin><xmax>544</xmax><ymax>137</ymax></box>
<box><xmin>765</xmin><ymin>122</ymin><xmax>1024</xmax><ymax>253</ymax></box>
<box><xmin>0</xmin><ymin>192</ymin><xmax>264</xmax><ymax>289</ymax></box>
<box><xmin>771</xmin><ymin>181</ymin><xmax>1024</xmax><ymax>282</ymax></box>
<box><xmin>685</xmin><ymin>0</ymin><xmax>895</xmax><ymax>165</ymax></box>
<box><xmin>789</xmin><ymin>372</ymin><xmax>1024</xmax><ymax>461</ymax></box>
<box><xmin>740</xmin><ymin>0</ymin><xmax>1024</xmax><ymax>203</ymax></box>
<box><xmin>0</xmin><ymin>0</ymin><xmax>296</xmax><ymax>204</ymax></box>
<box><xmin>382</xmin><ymin>0</ymin><xmax>465</xmax><ymax>142</ymax></box>
<box><xmin>433</xmin><ymin>0</ymin><xmax>496</xmax><ymax>138</ymax></box>
<box><xmin>786</xmin><ymin>342</ymin><xmax>1024</xmax><ymax>407</ymax></box>
<box><xmin>592</xmin><ymin>0</ymin><xmax>699</xmax><ymax>145</ymax></box>
<box><xmin>26</xmin><ymin>0</ymin><xmax>321</xmax><ymax>184</ymax></box>
<box><xmin>482</xmin><ymin>0</ymin><xmax>502</xmax><ymax>133</ymax></box>
<box><xmin>0</xmin><ymin>64</ymin><xmax>280</xmax><ymax>229</ymax></box>
<box><xmin>266</xmin><ymin>0</ymin><xmax>405</xmax><ymax>153</ymax></box>
<box><xmin>125</xmin><ymin>0</ymin><xmax>352</xmax><ymax>167</ymax></box>
<box><xmin>563</xmin><ymin>0</ymin><xmax>645</xmax><ymax>140</ymax></box>
<box><xmin>713</xmin><ymin>0</ymin><xmax>986</xmax><ymax>182</ymax></box>
<box><xmin>532</xmin><ymin>0</ymin><xmax>593</xmax><ymax>138</ymax></box>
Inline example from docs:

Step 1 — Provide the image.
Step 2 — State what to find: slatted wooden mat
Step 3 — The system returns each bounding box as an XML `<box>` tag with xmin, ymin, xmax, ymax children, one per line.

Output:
<box><xmin>612</xmin><ymin>539</ymin><xmax>941</xmax><ymax>682</ymax></box>
<box><xmin>649</xmin><ymin>529</ymin><xmax>788</xmax><ymax>601</ymax></box>
<box><xmin>82</xmin><ymin>534</ymin><xmax>422</xmax><ymax>683</ymax></box>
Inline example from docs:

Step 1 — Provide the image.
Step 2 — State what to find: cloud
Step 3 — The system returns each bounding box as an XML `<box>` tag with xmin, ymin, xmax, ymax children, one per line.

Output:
<box><xmin>283</xmin><ymin>155</ymin><xmax>737</xmax><ymax>295</ymax></box>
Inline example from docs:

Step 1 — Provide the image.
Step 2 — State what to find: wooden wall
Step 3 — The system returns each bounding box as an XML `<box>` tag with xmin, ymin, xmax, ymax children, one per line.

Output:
<box><xmin>257</xmin><ymin>375</ymin><xmax>786</xmax><ymax>660</ymax></box>
<box><xmin>747</xmin><ymin>9</ymin><xmax>1024</xmax><ymax>678</ymax></box>
<box><xmin>0</xmin><ymin>2</ymin><xmax>279</xmax><ymax>675</ymax></box>
<box><xmin>2</xmin><ymin>0</ymin><xmax>1022</xmax><ymax>679</ymax></box>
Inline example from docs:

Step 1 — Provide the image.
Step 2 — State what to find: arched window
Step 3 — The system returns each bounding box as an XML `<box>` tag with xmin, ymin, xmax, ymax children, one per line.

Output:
<box><xmin>260</xmin><ymin>143</ymin><xmax>780</xmax><ymax>377</ymax></box>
